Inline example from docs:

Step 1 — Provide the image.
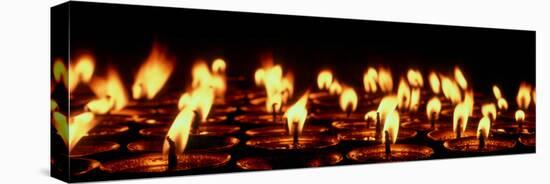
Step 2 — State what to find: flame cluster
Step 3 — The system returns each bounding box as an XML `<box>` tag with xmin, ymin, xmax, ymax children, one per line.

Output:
<box><xmin>255</xmin><ymin>65</ymin><xmax>294</xmax><ymax>113</ymax></box>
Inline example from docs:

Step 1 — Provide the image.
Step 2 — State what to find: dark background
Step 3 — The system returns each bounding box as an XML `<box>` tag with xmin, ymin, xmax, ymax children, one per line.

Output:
<box><xmin>57</xmin><ymin>1</ymin><xmax>535</xmax><ymax>97</ymax></box>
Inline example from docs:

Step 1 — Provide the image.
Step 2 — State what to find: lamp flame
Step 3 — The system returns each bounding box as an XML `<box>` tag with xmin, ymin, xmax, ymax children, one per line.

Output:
<box><xmin>397</xmin><ymin>78</ymin><xmax>411</xmax><ymax>111</ymax></box>
<box><xmin>211</xmin><ymin>58</ymin><xmax>226</xmax><ymax>74</ymax></box>
<box><xmin>132</xmin><ymin>44</ymin><xmax>175</xmax><ymax>100</ymax></box>
<box><xmin>515</xmin><ymin>110</ymin><xmax>525</xmax><ymax>122</ymax></box>
<box><xmin>516</xmin><ymin>82</ymin><xmax>532</xmax><ymax>110</ymax></box>
<box><xmin>284</xmin><ymin>92</ymin><xmax>309</xmax><ymax>136</ymax></box>
<box><xmin>497</xmin><ymin>98</ymin><xmax>509</xmax><ymax>111</ymax></box>
<box><xmin>441</xmin><ymin>76</ymin><xmax>462</xmax><ymax>104</ymax></box>
<box><xmin>377</xmin><ymin>96</ymin><xmax>399</xmax><ymax>122</ymax></box>
<box><xmin>339</xmin><ymin>87</ymin><xmax>358</xmax><ymax>113</ymax></box>
<box><xmin>407</xmin><ymin>69</ymin><xmax>423</xmax><ymax>87</ymax></box>
<box><xmin>363</xmin><ymin>67</ymin><xmax>378</xmax><ymax>93</ymax></box>
<box><xmin>477</xmin><ymin>116</ymin><xmax>490</xmax><ymax>139</ymax></box>
<box><xmin>377</xmin><ymin>67</ymin><xmax>393</xmax><ymax>93</ymax></box>
<box><xmin>163</xmin><ymin>109</ymin><xmax>195</xmax><ymax>155</ymax></box>
<box><xmin>454</xmin><ymin>67</ymin><xmax>468</xmax><ymax>90</ymax></box>
<box><xmin>317</xmin><ymin>70</ymin><xmax>333</xmax><ymax>90</ymax></box>
<box><xmin>87</xmin><ymin>68</ymin><xmax>128</xmax><ymax>114</ymax></box>
<box><xmin>492</xmin><ymin>85</ymin><xmax>502</xmax><ymax>99</ymax></box>
<box><xmin>429</xmin><ymin>71</ymin><xmax>440</xmax><ymax>94</ymax></box>
<box><xmin>426</xmin><ymin>97</ymin><xmax>441</xmax><ymax>120</ymax></box>
<box><xmin>329</xmin><ymin>80</ymin><xmax>343</xmax><ymax>95</ymax></box>
<box><xmin>382</xmin><ymin>111</ymin><xmax>399</xmax><ymax>144</ymax></box>
<box><xmin>482</xmin><ymin>103</ymin><xmax>497</xmax><ymax>121</ymax></box>
<box><xmin>68</xmin><ymin>112</ymin><xmax>97</xmax><ymax>152</ymax></box>
<box><xmin>453</xmin><ymin>103</ymin><xmax>469</xmax><ymax>135</ymax></box>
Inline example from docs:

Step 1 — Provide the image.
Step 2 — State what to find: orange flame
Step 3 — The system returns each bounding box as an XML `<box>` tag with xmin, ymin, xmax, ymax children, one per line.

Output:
<box><xmin>377</xmin><ymin>67</ymin><xmax>393</xmax><ymax>93</ymax></box>
<box><xmin>492</xmin><ymin>85</ymin><xmax>502</xmax><ymax>99</ymax></box>
<box><xmin>477</xmin><ymin>116</ymin><xmax>490</xmax><ymax>139</ymax></box>
<box><xmin>426</xmin><ymin>97</ymin><xmax>441</xmax><ymax>120</ymax></box>
<box><xmin>407</xmin><ymin>69</ymin><xmax>423</xmax><ymax>87</ymax></box>
<box><xmin>497</xmin><ymin>98</ymin><xmax>509</xmax><ymax>111</ymax></box>
<box><xmin>68</xmin><ymin>112</ymin><xmax>97</xmax><ymax>152</ymax></box>
<box><xmin>397</xmin><ymin>78</ymin><xmax>411</xmax><ymax>111</ymax></box>
<box><xmin>377</xmin><ymin>96</ymin><xmax>398</xmax><ymax>122</ymax></box>
<box><xmin>211</xmin><ymin>58</ymin><xmax>226</xmax><ymax>74</ymax></box>
<box><xmin>339</xmin><ymin>87</ymin><xmax>358</xmax><ymax>113</ymax></box>
<box><xmin>87</xmin><ymin>68</ymin><xmax>128</xmax><ymax>114</ymax></box>
<box><xmin>177</xmin><ymin>87</ymin><xmax>215</xmax><ymax>122</ymax></box>
<box><xmin>382</xmin><ymin>111</ymin><xmax>399</xmax><ymax>144</ymax></box>
<box><xmin>53</xmin><ymin>59</ymin><xmax>68</xmax><ymax>88</ymax></box>
<box><xmin>453</xmin><ymin>103</ymin><xmax>469</xmax><ymax>135</ymax></box>
<box><xmin>429</xmin><ymin>71</ymin><xmax>440</xmax><ymax>94</ymax></box>
<box><xmin>363</xmin><ymin>67</ymin><xmax>378</xmax><ymax>93</ymax></box>
<box><xmin>454</xmin><ymin>67</ymin><xmax>468</xmax><ymax>90</ymax></box>
<box><xmin>516</xmin><ymin>82</ymin><xmax>532</xmax><ymax>110</ymax></box>
<box><xmin>441</xmin><ymin>76</ymin><xmax>462</xmax><ymax>104</ymax></box>
<box><xmin>132</xmin><ymin>44</ymin><xmax>175</xmax><ymax>100</ymax></box>
<box><xmin>464</xmin><ymin>89</ymin><xmax>475</xmax><ymax>116</ymax></box>
<box><xmin>284</xmin><ymin>92</ymin><xmax>309</xmax><ymax>136</ymax></box>
<box><xmin>52</xmin><ymin>112</ymin><xmax>69</xmax><ymax>148</ymax></box>
<box><xmin>515</xmin><ymin>110</ymin><xmax>525</xmax><ymax>122</ymax></box>
<box><xmin>329</xmin><ymin>80</ymin><xmax>343</xmax><ymax>95</ymax></box>
<box><xmin>163</xmin><ymin>109</ymin><xmax>195</xmax><ymax>155</ymax></box>
<box><xmin>255</xmin><ymin>65</ymin><xmax>294</xmax><ymax>113</ymax></box>
<box><xmin>317</xmin><ymin>70</ymin><xmax>333</xmax><ymax>90</ymax></box>
<box><xmin>482</xmin><ymin>103</ymin><xmax>497</xmax><ymax>121</ymax></box>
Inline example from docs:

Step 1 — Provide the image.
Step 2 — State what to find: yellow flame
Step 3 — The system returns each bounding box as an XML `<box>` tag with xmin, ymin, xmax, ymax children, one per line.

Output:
<box><xmin>397</xmin><ymin>78</ymin><xmax>411</xmax><ymax>110</ymax></box>
<box><xmin>163</xmin><ymin>108</ymin><xmax>195</xmax><ymax>155</ymax></box>
<box><xmin>254</xmin><ymin>69</ymin><xmax>265</xmax><ymax>86</ymax></box>
<box><xmin>382</xmin><ymin>111</ymin><xmax>399</xmax><ymax>144</ymax></box>
<box><xmin>464</xmin><ymin>89</ymin><xmax>475</xmax><ymax>116</ymax></box>
<box><xmin>453</xmin><ymin>103</ymin><xmax>469</xmax><ymax>135</ymax></box>
<box><xmin>51</xmin><ymin>99</ymin><xmax>59</xmax><ymax>112</ymax></box>
<box><xmin>132</xmin><ymin>44</ymin><xmax>175</xmax><ymax>100</ymax></box>
<box><xmin>377</xmin><ymin>67</ymin><xmax>393</xmax><ymax>93</ymax></box>
<box><xmin>74</xmin><ymin>55</ymin><xmax>95</xmax><ymax>83</ymax></box>
<box><xmin>285</xmin><ymin>92</ymin><xmax>309</xmax><ymax>135</ymax></box>
<box><xmin>211</xmin><ymin>58</ymin><xmax>226</xmax><ymax>74</ymax></box>
<box><xmin>364</xmin><ymin>111</ymin><xmax>377</xmax><ymax>122</ymax></box>
<box><xmin>426</xmin><ymin>97</ymin><xmax>441</xmax><ymax>120</ymax></box>
<box><xmin>454</xmin><ymin>67</ymin><xmax>468</xmax><ymax>90</ymax></box>
<box><xmin>497</xmin><ymin>98</ymin><xmax>508</xmax><ymax>111</ymax></box>
<box><xmin>317</xmin><ymin>70</ymin><xmax>333</xmax><ymax>90</ymax></box>
<box><xmin>329</xmin><ymin>80</ymin><xmax>343</xmax><ymax>95</ymax></box>
<box><xmin>68</xmin><ymin>112</ymin><xmax>97</xmax><ymax>152</ymax></box>
<box><xmin>255</xmin><ymin>65</ymin><xmax>294</xmax><ymax>113</ymax></box>
<box><xmin>407</xmin><ymin>69</ymin><xmax>423</xmax><ymax>87</ymax></box>
<box><xmin>87</xmin><ymin>68</ymin><xmax>128</xmax><ymax>114</ymax></box>
<box><xmin>516</xmin><ymin>82</ymin><xmax>532</xmax><ymax>110</ymax></box>
<box><xmin>477</xmin><ymin>116</ymin><xmax>490</xmax><ymax>139</ymax></box>
<box><xmin>515</xmin><ymin>110</ymin><xmax>525</xmax><ymax>122</ymax></box>
<box><xmin>52</xmin><ymin>112</ymin><xmax>69</xmax><ymax>148</ymax></box>
<box><xmin>441</xmin><ymin>76</ymin><xmax>462</xmax><ymax>104</ymax></box>
<box><xmin>410</xmin><ymin>89</ymin><xmax>421</xmax><ymax>112</ymax></box>
<box><xmin>377</xmin><ymin>96</ymin><xmax>398</xmax><ymax>122</ymax></box>
<box><xmin>492</xmin><ymin>85</ymin><xmax>502</xmax><ymax>99</ymax></box>
<box><xmin>363</xmin><ymin>67</ymin><xmax>378</xmax><ymax>93</ymax></box>
<box><xmin>339</xmin><ymin>87</ymin><xmax>358</xmax><ymax>113</ymax></box>
<box><xmin>482</xmin><ymin>103</ymin><xmax>497</xmax><ymax>121</ymax></box>
<box><xmin>532</xmin><ymin>89</ymin><xmax>536</xmax><ymax>105</ymax></box>
<box><xmin>177</xmin><ymin>87</ymin><xmax>215</xmax><ymax>122</ymax></box>
<box><xmin>53</xmin><ymin>59</ymin><xmax>67</xmax><ymax>85</ymax></box>
<box><xmin>429</xmin><ymin>72</ymin><xmax>440</xmax><ymax>94</ymax></box>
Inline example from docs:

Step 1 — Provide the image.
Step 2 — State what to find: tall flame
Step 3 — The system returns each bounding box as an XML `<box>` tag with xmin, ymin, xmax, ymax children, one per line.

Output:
<box><xmin>407</xmin><ymin>69</ymin><xmax>423</xmax><ymax>87</ymax></box>
<box><xmin>426</xmin><ymin>97</ymin><xmax>441</xmax><ymax>120</ymax></box>
<box><xmin>363</xmin><ymin>67</ymin><xmax>378</xmax><ymax>93</ymax></box>
<box><xmin>339</xmin><ymin>87</ymin><xmax>358</xmax><ymax>113</ymax></box>
<box><xmin>482</xmin><ymin>103</ymin><xmax>497</xmax><ymax>121</ymax></box>
<box><xmin>377</xmin><ymin>67</ymin><xmax>393</xmax><ymax>93</ymax></box>
<box><xmin>377</xmin><ymin>96</ymin><xmax>399</xmax><ymax>122</ymax></box>
<box><xmin>454</xmin><ymin>67</ymin><xmax>468</xmax><ymax>90</ymax></box>
<box><xmin>453</xmin><ymin>103</ymin><xmax>469</xmax><ymax>135</ymax></box>
<box><xmin>410</xmin><ymin>89</ymin><xmax>421</xmax><ymax>112</ymax></box>
<box><xmin>317</xmin><ymin>70</ymin><xmax>333</xmax><ymax>90</ymax></box>
<box><xmin>429</xmin><ymin>71</ymin><xmax>440</xmax><ymax>94</ymax></box>
<box><xmin>441</xmin><ymin>76</ymin><xmax>462</xmax><ymax>104</ymax></box>
<box><xmin>87</xmin><ymin>68</ymin><xmax>128</xmax><ymax>114</ymax></box>
<box><xmin>516</xmin><ymin>82</ymin><xmax>532</xmax><ymax>110</ymax></box>
<box><xmin>163</xmin><ymin>109</ymin><xmax>195</xmax><ymax>155</ymax></box>
<box><xmin>177</xmin><ymin>87</ymin><xmax>215</xmax><ymax>122</ymax></box>
<box><xmin>68</xmin><ymin>112</ymin><xmax>97</xmax><ymax>152</ymax></box>
<box><xmin>285</xmin><ymin>92</ymin><xmax>309</xmax><ymax>136</ymax></box>
<box><xmin>492</xmin><ymin>85</ymin><xmax>502</xmax><ymax>99</ymax></box>
<box><xmin>397</xmin><ymin>78</ymin><xmax>411</xmax><ymax>111</ymax></box>
<box><xmin>477</xmin><ymin>117</ymin><xmax>490</xmax><ymax>139</ymax></box>
<box><xmin>255</xmin><ymin>65</ymin><xmax>294</xmax><ymax>113</ymax></box>
<box><xmin>382</xmin><ymin>111</ymin><xmax>399</xmax><ymax>144</ymax></box>
<box><xmin>132</xmin><ymin>44</ymin><xmax>175</xmax><ymax>100</ymax></box>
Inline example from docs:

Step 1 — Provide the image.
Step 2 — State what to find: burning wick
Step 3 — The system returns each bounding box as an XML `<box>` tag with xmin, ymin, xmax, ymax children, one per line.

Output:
<box><xmin>167</xmin><ymin>137</ymin><xmax>177</xmax><ymax>170</ymax></box>
<box><xmin>292</xmin><ymin>122</ymin><xmax>299</xmax><ymax>147</ymax></box>
<box><xmin>384</xmin><ymin>130</ymin><xmax>391</xmax><ymax>158</ymax></box>
<box><xmin>430</xmin><ymin>111</ymin><xmax>437</xmax><ymax>129</ymax></box>
<box><xmin>375</xmin><ymin>112</ymin><xmax>382</xmax><ymax>142</ymax></box>
<box><xmin>515</xmin><ymin>110</ymin><xmax>525</xmax><ymax>134</ymax></box>
<box><xmin>478</xmin><ymin>129</ymin><xmax>486</xmax><ymax>151</ymax></box>
<box><xmin>456</xmin><ymin>122</ymin><xmax>462</xmax><ymax>139</ymax></box>
<box><xmin>272</xmin><ymin>103</ymin><xmax>279</xmax><ymax>124</ymax></box>
<box><xmin>191</xmin><ymin>111</ymin><xmax>201</xmax><ymax>134</ymax></box>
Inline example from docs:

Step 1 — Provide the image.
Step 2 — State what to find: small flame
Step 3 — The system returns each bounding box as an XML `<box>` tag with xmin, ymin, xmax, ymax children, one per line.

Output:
<box><xmin>454</xmin><ymin>67</ymin><xmax>468</xmax><ymax>90</ymax></box>
<box><xmin>492</xmin><ymin>85</ymin><xmax>502</xmax><ymax>99</ymax></box>
<box><xmin>163</xmin><ymin>109</ymin><xmax>195</xmax><ymax>155</ymax></box>
<box><xmin>429</xmin><ymin>72</ymin><xmax>440</xmax><ymax>94</ymax></box>
<box><xmin>73</xmin><ymin>54</ymin><xmax>95</xmax><ymax>84</ymax></box>
<box><xmin>254</xmin><ymin>68</ymin><xmax>265</xmax><ymax>86</ymax></box>
<box><xmin>382</xmin><ymin>111</ymin><xmax>399</xmax><ymax>144</ymax></box>
<box><xmin>132</xmin><ymin>44</ymin><xmax>175</xmax><ymax>100</ymax></box>
<box><xmin>410</xmin><ymin>89</ymin><xmax>421</xmax><ymax>112</ymax></box>
<box><xmin>477</xmin><ymin>116</ymin><xmax>490</xmax><ymax>139</ymax></box>
<box><xmin>426</xmin><ymin>97</ymin><xmax>441</xmax><ymax>120</ymax></box>
<box><xmin>52</xmin><ymin>112</ymin><xmax>69</xmax><ymax>148</ymax></box>
<box><xmin>377</xmin><ymin>67</ymin><xmax>393</xmax><ymax>93</ymax></box>
<box><xmin>329</xmin><ymin>80</ymin><xmax>343</xmax><ymax>95</ymax></box>
<box><xmin>87</xmin><ymin>68</ymin><xmax>128</xmax><ymax>114</ymax></box>
<box><xmin>177</xmin><ymin>87</ymin><xmax>215</xmax><ymax>122</ymax></box>
<box><xmin>453</xmin><ymin>103</ymin><xmax>469</xmax><ymax>135</ymax></box>
<box><xmin>68</xmin><ymin>112</ymin><xmax>98</xmax><ymax>152</ymax></box>
<box><xmin>339</xmin><ymin>87</ymin><xmax>358</xmax><ymax>113</ymax></box>
<box><xmin>515</xmin><ymin>110</ymin><xmax>525</xmax><ymax>122</ymax></box>
<box><xmin>211</xmin><ymin>58</ymin><xmax>226</xmax><ymax>74</ymax></box>
<box><xmin>53</xmin><ymin>59</ymin><xmax>68</xmax><ymax>88</ymax></box>
<box><xmin>516</xmin><ymin>82</ymin><xmax>532</xmax><ymax>110</ymax></box>
<box><xmin>317</xmin><ymin>70</ymin><xmax>333</xmax><ymax>90</ymax></box>
<box><xmin>441</xmin><ymin>76</ymin><xmax>462</xmax><ymax>104</ymax></box>
<box><xmin>407</xmin><ymin>69</ymin><xmax>423</xmax><ymax>87</ymax></box>
<box><xmin>377</xmin><ymin>96</ymin><xmax>399</xmax><ymax>122</ymax></box>
<box><xmin>497</xmin><ymin>98</ymin><xmax>509</xmax><ymax>111</ymax></box>
<box><xmin>363</xmin><ymin>67</ymin><xmax>378</xmax><ymax>93</ymax></box>
<box><xmin>284</xmin><ymin>92</ymin><xmax>309</xmax><ymax>136</ymax></box>
<box><xmin>482</xmin><ymin>103</ymin><xmax>497</xmax><ymax>121</ymax></box>
<box><xmin>397</xmin><ymin>78</ymin><xmax>411</xmax><ymax>111</ymax></box>
<box><xmin>364</xmin><ymin>111</ymin><xmax>377</xmax><ymax>122</ymax></box>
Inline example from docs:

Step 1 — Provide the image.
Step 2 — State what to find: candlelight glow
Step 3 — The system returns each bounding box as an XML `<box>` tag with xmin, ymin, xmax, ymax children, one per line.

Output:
<box><xmin>51</xmin><ymin>99</ymin><xmax>59</xmax><ymax>112</ymax></box>
<box><xmin>177</xmin><ymin>87</ymin><xmax>215</xmax><ymax>122</ymax></box>
<box><xmin>454</xmin><ymin>67</ymin><xmax>468</xmax><ymax>89</ymax></box>
<box><xmin>317</xmin><ymin>70</ymin><xmax>333</xmax><ymax>90</ymax></box>
<box><xmin>464</xmin><ymin>89</ymin><xmax>475</xmax><ymax>116</ymax></box>
<box><xmin>426</xmin><ymin>97</ymin><xmax>441</xmax><ymax>120</ymax></box>
<box><xmin>329</xmin><ymin>80</ymin><xmax>343</xmax><ymax>95</ymax></box>
<box><xmin>492</xmin><ymin>85</ymin><xmax>502</xmax><ymax>99</ymax></box>
<box><xmin>515</xmin><ymin>110</ymin><xmax>525</xmax><ymax>122</ymax></box>
<box><xmin>477</xmin><ymin>116</ymin><xmax>490</xmax><ymax>139</ymax></box>
<box><xmin>74</xmin><ymin>54</ymin><xmax>95</xmax><ymax>83</ymax></box>
<box><xmin>377</xmin><ymin>67</ymin><xmax>393</xmax><ymax>93</ymax></box>
<box><xmin>497</xmin><ymin>98</ymin><xmax>509</xmax><ymax>111</ymax></box>
<box><xmin>52</xmin><ymin>112</ymin><xmax>69</xmax><ymax>148</ymax></box>
<box><xmin>254</xmin><ymin>69</ymin><xmax>265</xmax><ymax>86</ymax></box>
<box><xmin>364</xmin><ymin>111</ymin><xmax>377</xmax><ymax>122</ymax></box>
<box><xmin>53</xmin><ymin>59</ymin><xmax>67</xmax><ymax>86</ymax></box>
<box><xmin>211</xmin><ymin>58</ymin><xmax>226</xmax><ymax>74</ymax></box>
<box><xmin>453</xmin><ymin>103</ymin><xmax>469</xmax><ymax>135</ymax></box>
<box><xmin>482</xmin><ymin>103</ymin><xmax>497</xmax><ymax>121</ymax></box>
<box><xmin>429</xmin><ymin>72</ymin><xmax>440</xmax><ymax>94</ymax></box>
<box><xmin>191</xmin><ymin>61</ymin><xmax>227</xmax><ymax>97</ymax></box>
<box><xmin>382</xmin><ymin>110</ymin><xmax>399</xmax><ymax>144</ymax></box>
<box><xmin>87</xmin><ymin>68</ymin><xmax>128</xmax><ymax>114</ymax></box>
<box><xmin>407</xmin><ymin>69</ymin><xmax>423</xmax><ymax>87</ymax></box>
<box><xmin>69</xmin><ymin>112</ymin><xmax>98</xmax><ymax>152</ymax></box>
<box><xmin>410</xmin><ymin>89</ymin><xmax>421</xmax><ymax>112</ymax></box>
<box><xmin>163</xmin><ymin>109</ymin><xmax>195</xmax><ymax>155</ymax></box>
<box><xmin>255</xmin><ymin>65</ymin><xmax>294</xmax><ymax>113</ymax></box>
<box><xmin>516</xmin><ymin>82</ymin><xmax>532</xmax><ymax>110</ymax></box>
<box><xmin>339</xmin><ymin>87</ymin><xmax>358</xmax><ymax>113</ymax></box>
<box><xmin>441</xmin><ymin>76</ymin><xmax>462</xmax><ymax>104</ymax></box>
<box><xmin>397</xmin><ymin>78</ymin><xmax>411</xmax><ymax>111</ymax></box>
<box><xmin>377</xmin><ymin>96</ymin><xmax>399</xmax><ymax>122</ymax></box>
<box><xmin>285</xmin><ymin>92</ymin><xmax>309</xmax><ymax>136</ymax></box>
<box><xmin>132</xmin><ymin>44</ymin><xmax>175</xmax><ymax>100</ymax></box>
<box><xmin>363</xmin><ymin>67</ymin><xmax>378</xmax><ymax>93</ymax></box>
<box><xmin>532</xmin><ymin>89</ymin><xmax>536</xmax><ymax>105</ymax></box>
